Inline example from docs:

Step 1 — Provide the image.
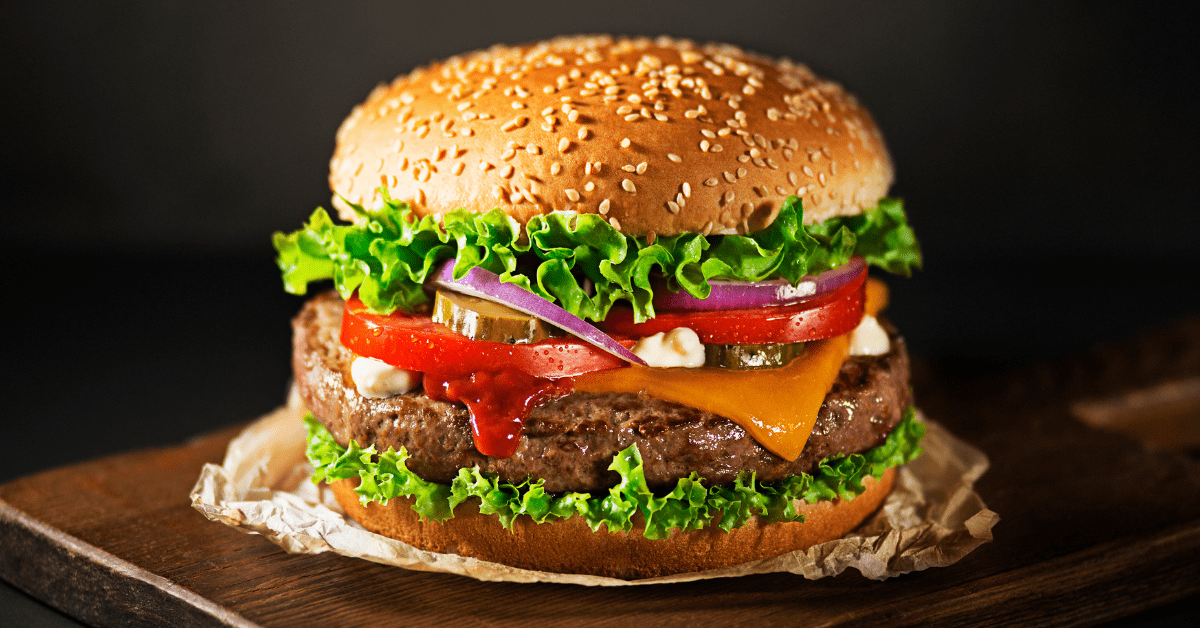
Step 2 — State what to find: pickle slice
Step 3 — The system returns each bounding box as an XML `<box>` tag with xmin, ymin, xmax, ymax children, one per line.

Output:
<box><xmin>704</xmin><ymin>342</ymin><xmax>806</xmax><ymax>370</ymax></box>
<box><xmin>432</xmin><ymin>290</ymin><xmax>563</xmax><ymax>344</ymax></box>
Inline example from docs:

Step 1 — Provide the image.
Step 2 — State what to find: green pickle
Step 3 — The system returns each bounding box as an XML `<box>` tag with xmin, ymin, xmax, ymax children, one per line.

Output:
<box><xmin>704</xmin><ymin>342</ymin><xmax>806</xmax><ymax>370</ymax></box>
<box><xmin>432</xmin><ymin>290</ymin><xmax>564</xmax><ymax>344</ymax></box>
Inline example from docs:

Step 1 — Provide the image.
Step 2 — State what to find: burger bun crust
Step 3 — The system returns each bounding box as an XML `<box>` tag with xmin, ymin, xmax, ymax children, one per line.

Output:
<box><xmin>329</xmin><ymin>466</ymin><xmax>895</xmax><ymax>579</ymax></box>
<box><xmin>329</xmin><ymin>35</ymin><xmax>892</xmax><ymax>237</ymax></box>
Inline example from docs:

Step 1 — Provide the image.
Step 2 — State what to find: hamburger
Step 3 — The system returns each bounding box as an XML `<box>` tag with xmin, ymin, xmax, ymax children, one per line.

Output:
<box><xmin>274</xmin><ymin>35</ymin><xmax>924</xmax><ymax>579</ymax></box>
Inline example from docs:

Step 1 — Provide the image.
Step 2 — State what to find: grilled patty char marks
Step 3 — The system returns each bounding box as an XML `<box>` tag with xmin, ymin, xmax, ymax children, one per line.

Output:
<box><xmin>294</xmin><ymin>292</ymin><xmax>911</xmax><ymax>493</ymax></box>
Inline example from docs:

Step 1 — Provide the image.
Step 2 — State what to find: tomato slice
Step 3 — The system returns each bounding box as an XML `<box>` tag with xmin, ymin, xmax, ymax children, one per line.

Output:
<box><xmin>598</xmin><ymin>266</ymin><xmax>867</xmax><ymax>344</ymax></box>
<box><xmin>340</xmin><ymin>295</ymin><xmax>629</xmax><ymax>378</ymax></box>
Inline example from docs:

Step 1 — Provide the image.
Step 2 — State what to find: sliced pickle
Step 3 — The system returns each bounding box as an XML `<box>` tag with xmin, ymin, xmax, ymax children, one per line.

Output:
<box><xmin>704</xmin><ymin>342</ymin><xmax>806</xmax><ymax>370</ymax></box>
<box><xmin>432</xmin><ymin>290</ymin><xmax>563</xmax><ymax>344</ymax></box>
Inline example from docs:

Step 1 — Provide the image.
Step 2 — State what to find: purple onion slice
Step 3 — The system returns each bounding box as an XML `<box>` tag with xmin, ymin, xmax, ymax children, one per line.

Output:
<box><xmin>652</xmin><ymin>256</ymin><xmax>866</xmax><ymax>312</ymax></box>
<box><xmin>433</xmin><ymin>260</ymin><xmax>646</xmax><ymax>366</ymax></box>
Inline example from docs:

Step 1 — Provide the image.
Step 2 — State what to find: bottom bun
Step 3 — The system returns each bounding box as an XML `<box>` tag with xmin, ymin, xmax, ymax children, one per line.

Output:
<box><xmin>329</xmin><ymin>466</ymin><xmax>895</xmax><ymax>579</ymax></box>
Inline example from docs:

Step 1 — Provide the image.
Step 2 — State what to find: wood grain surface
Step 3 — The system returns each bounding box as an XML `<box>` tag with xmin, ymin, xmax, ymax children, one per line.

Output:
<box><xmin>2</xmin><ymin>320</ymin><xmax>1199</xmax><ymax>627</ymax></box>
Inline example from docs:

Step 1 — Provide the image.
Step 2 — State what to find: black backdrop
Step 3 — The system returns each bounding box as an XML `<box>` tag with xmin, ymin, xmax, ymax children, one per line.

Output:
<box><xmin>2</xmin><ymin>2</ymin><xmax>1198</xmax><ymax>625</ymax></box>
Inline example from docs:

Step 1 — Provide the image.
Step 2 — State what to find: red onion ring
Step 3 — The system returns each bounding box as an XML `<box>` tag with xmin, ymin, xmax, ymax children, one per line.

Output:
<box><xmin>433</xmin><ymin>261</ymin><xmax>646</xmax><ymax>366</ymax></box>
<box><xmin>652</xmin><ymin>257</ymin><xmax>866</xmax><ymax>311</ymax></box>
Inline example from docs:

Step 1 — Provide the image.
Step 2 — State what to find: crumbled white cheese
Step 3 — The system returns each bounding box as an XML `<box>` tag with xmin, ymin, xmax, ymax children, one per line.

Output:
<box><xmin>849</xmin><ymin>315</ymin><xmax>890</xmax><ymax>356</ymax></box>
<box><xmin>351</xmin><ymin>357</ymin><xmax>422</xmax><ymax>398</ymax></box>
<box><xmin>632</xmin><ymin>327</ymin><xmax>706</xmax><ymax>368</ymax></box>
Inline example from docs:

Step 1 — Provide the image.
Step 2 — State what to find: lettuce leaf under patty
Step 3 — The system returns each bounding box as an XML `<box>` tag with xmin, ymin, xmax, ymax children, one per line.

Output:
<box><xmin>305</xmin><ymin>407</ymin><xmax>925</xmax><ymax>539</ymax></box>
<box><xmin>274</xmin><ymin>192</ymin><xmax>920</xmax><ymax>323</ymax></box>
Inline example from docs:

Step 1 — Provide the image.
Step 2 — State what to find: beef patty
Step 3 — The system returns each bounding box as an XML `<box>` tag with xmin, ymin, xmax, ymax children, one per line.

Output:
<box><xmin>294</xmin><ymin>292</ymin><xmax>911</xmax><ymax>493</ymax></box>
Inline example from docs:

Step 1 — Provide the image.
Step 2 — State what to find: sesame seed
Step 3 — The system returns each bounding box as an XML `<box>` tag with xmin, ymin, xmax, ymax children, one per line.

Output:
<box><xmin>753</xmin><ymin>158</ymin><xmax>766</xmax><ymax>168</ymax></box>
<box><xmin>512</xmin><ymin>101</ymin><xmax>525</xmax><ymax>109</ymax></box>
<box><xmin>541</xmin><ymin>106</ymin><xmax>554</xmax><ymax>115</ymax></box>
<box><xmin>723</xmin><ymin>171</ymin><xmax>736</xmax><ymax>183</ymax></box>
<box><xmin>502</xmin><ymin>147</ymin><xmax>516</xmax><ymax>160</ymax></box>
<box><xmin>501</xmin><ymin>116</ymin><xmax>528</xmax><ymax>132</ymax></box>
<box><xmin>527</xmin><ymin>145</ymin><xmax>541</xmax><ymax>155</ymax></box>
<box><xmin>654</xmin><ymin>113</ymin><xmax>668</xmax><ymax>122</ymax></box>
<box><xmin>736</xmin><ymin>167</ymin><xmax>747</xmax><ymax>179</ymax></box>
<box><xmin>667</xmin><ymin>153</ymin><xmax>682</xmax><ymax>163</ymax></box>
<box><xmin>667</xmin><ymin>200</ymin><xmax>681</xmax><ymax>214</ymax></box>
<box><xmin>609</xmin><ymin>217</ymin><xmax>621</xmax><ymax>230</ymax></box>
<box><xmin>797</xmin><ymin>186</ymin><xmax>808</xmax><ymax>195</ymax></box>
<box><xmin>700</xmin><ymin>140</ymin><xmax>710</xmax><ymax>152</ymax></box>
<box><xmin>585</xmin><ymin>181</ymin><xmax>595</xmax><ymax>191</ymax></box>
<box><xmin>803</xmin><ymin>165</ymin><xmax>814</xmax><ymax>177</ymax></box>
<box><xmin>578</xmin><ymin>128</ymin><xmax>590</xmax><ymax>140</ymax></box>
<box><xmin>766</xmin><ymin>158</ymin><xmax>779</xmax><ymax>169</ymax></box>
<box><xmin>567</xmin><ymin>110</ymin><xmax>580</xmax><ymax>122</ymax></box>
<box><xmin>585</xmin><ymin>162</ymin><xmax>593</xmax><ymax>175</ymax></box>
<box><xmin>622</xmin><ymin>164</ymin><xmax>636</xmax><ymax>172</ymax></box>
<box><xmin>783</xmin><ymin>148</ymin><xmax>794</xmax><ymax>161</ymax></box>
<box><xmin>701</xmin><ymin>129</ymin><xmax>716</xmax><ymax>139</ymax></box>
<box><xmin>676</xmin><ymin>192</ymin><xmax>686</xmax><ymax>207</ymax></box>
<box><xmin>684</xmin><ymin>110</ymin><xmax>700</xmax><ymax>119</ymax></box>
<box><xmin>622</xmin><ymin>179</ymin><xmax>637</xmax><ymax>193</ymax></box>
<box><xmin>509</xmin><ymin>191</ymin><xmax>522</xmax><ymax>204</ymax></box>
<box><xmin>701</xmin><ymin>220</ymin><xmax>713</xmax><ymax>235</ymax></box>
<box><xmin>646</xmin><ymin>231</ymin><xmax>657</xmax><ymax>245</ymax></box>
<box><xmin>788</xmin><ymin>172</ymin><xmax>798</xmax><ymax>185</ymax></box>
<box><xmin>723</xmin><ymin>190</ymin><xmax>735</xmax><ymax>204</ymax></box>
<box><xmin>636</xmin><ymin>162</ymin><xmax>647</xmax><ymax>174</ymax></box>
<box><xmin>417</xmin><ymin>126</ymin><xmax>430</xmax><ymax>138</ymax></box>
<box><xmin>703</xmin><ymin>178</ymin><xmax>718</xmax><ymax>187</ymax></box>
<box><xmin>737</xmin><ymin>154</ymin><xmax>750</xmax><ymax>163</ymax></box>
<box><xmin>818</xmin><ymin>172</ymin><xmax>826</xmax><ymax>185</ymax></box>
<box><xmin>605</xmin><ymin>85</ymin><xmax>620</xmax><ymax>95</ymax></box>
<box><xmin>683</xmin><ymin>182</ymin><xmax>691</xmax><ymax>197</ymax></box>
<box><xmin>501</xmin><ymin>165</ymin><xmax>514</xmax><ymax>178</ymax></box>
<box><xmin>711</xmin><ymin>144</ymin><xmax>723</xmax><ymax>152</ymax></box>
<box><xmin>624</xmin><ymin>114</ymin><xmax>640</xmax><ymax>122</ymax></box>
<box><xmin>551</xmin><ymin>162</ymin><xmax>562</xmax><ymax>175</ymax></box>
<box><xmin>620</xmin><ymin>138</ymin><xmax>631</xmax><ymax>148</ymax></box>
<box><xmin>558</xmin><ymin>138</ymin><xmax>572</xmax><ymax>152</ymax></box>
<box><xmin>454</xmin><ymin>162</ymin><xmax>465</xmax><ymax>176</ymax></box>
<box><xmin>599</xmin><ymin>199</ymin><xmax>611</xmax><ymax>214</ymax></box>
<box><xmin>565</xmin><ymin>189</ymin><xmax>581</xmax><ymax>202</ymax></box>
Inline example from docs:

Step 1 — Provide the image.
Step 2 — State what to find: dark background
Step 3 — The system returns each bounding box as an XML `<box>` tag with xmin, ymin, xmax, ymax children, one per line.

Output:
<box><xmin>2</xmin><ymin>1</ymin><xmax>1198</xmax><ymax>625</ymax></box>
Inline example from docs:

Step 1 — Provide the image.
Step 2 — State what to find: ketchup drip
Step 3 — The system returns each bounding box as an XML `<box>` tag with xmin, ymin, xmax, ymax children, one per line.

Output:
<box><xmin>425</xmin><ymin>368</ymin><xmax>572</xmax><ymax>458</ymax></box>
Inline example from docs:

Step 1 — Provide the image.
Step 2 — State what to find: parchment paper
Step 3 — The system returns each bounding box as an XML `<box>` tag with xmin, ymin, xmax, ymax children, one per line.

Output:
<box><xmin>191</xmin><ymin>390</ymin><xmax>998</xmax><ymax>585</ymax></box>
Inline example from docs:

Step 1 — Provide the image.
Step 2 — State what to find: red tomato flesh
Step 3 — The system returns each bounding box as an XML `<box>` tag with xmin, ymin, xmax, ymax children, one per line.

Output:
<box><xmin>597</xmin><ymin>265</ymin><xmax>867</xmax><ymax>344</ymax></box>
<box><xmin>340</xmin><ymin>295</ymin><xmax>629</xmax><ymax>378</ymax></box>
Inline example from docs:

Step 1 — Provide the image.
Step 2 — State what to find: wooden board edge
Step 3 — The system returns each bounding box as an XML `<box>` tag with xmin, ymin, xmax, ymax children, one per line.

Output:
<box><xmin>853</xmin><ymin>520</ymin><xmax>1200</xmax><ymax>627</ymax></box>
<box><xmin>0</xmin><ymin>499</ymin><xmax>260</xmax><ymax>628</ymax></box>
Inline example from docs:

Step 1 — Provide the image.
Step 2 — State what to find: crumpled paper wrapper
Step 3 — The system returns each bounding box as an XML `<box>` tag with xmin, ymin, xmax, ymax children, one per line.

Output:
<box><xmin>191</xmin><ymin>393</ymin><xmax>998</xmax><ymax>585</ymax></box>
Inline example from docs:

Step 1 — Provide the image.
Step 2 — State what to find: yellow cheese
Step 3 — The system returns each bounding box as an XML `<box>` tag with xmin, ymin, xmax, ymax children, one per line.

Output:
<box><xmin>573</xmin><ymin>277</ymin><xmax>889</xmax><ymax>461</ymax></box>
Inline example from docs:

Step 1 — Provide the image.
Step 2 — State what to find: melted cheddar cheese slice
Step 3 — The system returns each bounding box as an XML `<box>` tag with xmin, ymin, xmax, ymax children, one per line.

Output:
<box><xmin>574</xmin><ymin>278</ymin><xmax>889</xmax><ymax>461</ymax></box>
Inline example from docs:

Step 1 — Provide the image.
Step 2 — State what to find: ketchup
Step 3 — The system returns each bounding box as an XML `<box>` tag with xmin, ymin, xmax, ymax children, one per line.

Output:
<box><xmin>425</xmin><ymin>368</ymin><xmax>572</xmax><ymax>458</ymax></box>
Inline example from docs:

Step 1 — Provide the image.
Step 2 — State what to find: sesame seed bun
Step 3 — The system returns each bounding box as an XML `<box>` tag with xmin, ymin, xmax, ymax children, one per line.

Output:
<box><xmin>329</xmin><ymin>466</ymin><xmax>895</xmax><ymax>579</ymax></box>
<box><xmin>329</xmin><ymin>35</ymin><xmax>893</xmax><ymax>237</ymax></box>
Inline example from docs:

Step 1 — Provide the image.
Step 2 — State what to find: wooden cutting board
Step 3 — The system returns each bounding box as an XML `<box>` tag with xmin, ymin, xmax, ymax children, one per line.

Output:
<box><xmin>3</xmin><ymin>320</ymin><xmax>1200</xmax><ymax>628</ymax></box>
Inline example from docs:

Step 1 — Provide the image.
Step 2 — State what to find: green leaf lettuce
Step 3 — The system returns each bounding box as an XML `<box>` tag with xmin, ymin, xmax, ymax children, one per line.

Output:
<box><xmin>304</xmin><ymin>406</ymin><xmax>925</xmax><ymax>538</ymax></box>
<box><xmin>274</xmin><ymin>192</ymin><xmax>921</xmax><ymax>323</ymax></box>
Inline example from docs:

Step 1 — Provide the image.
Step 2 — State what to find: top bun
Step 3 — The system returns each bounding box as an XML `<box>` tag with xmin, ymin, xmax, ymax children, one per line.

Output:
<box><xmin>329</xmin><ymin>35</ymin><xmax>892</xmax><ymax>237</ymax></box>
